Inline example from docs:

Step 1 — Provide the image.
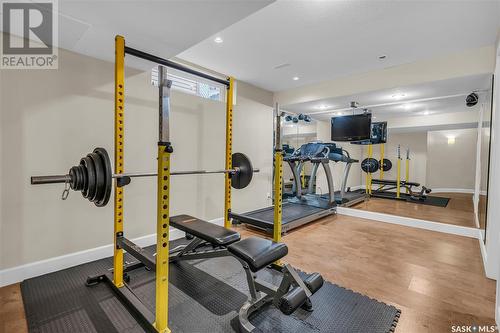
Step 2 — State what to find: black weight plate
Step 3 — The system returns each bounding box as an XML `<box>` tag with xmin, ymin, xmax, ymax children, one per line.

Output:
<box><xmin>76</xmin><ymin>162</ymin><xmax>88</xmax><ymax>194</ymax></box>
<box><xmin>79</xmin><ymin>159</ymin><xmax>88</xmax><ymax>198</ymax></box>
<box><xmin>69</xmin><ymin>167</ymin><xmax>77</xmax><ymax>190</ymax></box>
<box><xmin>361</xmin><ymin>158</ymin><xmax>379</xmax><ymax>173</ymax></box>
<box><xmin>94</xmin><ymin>147</ymin><xmax>112</xmax><ymax>207</ymax></box>
<box><xmin>75</xmin><ymin>165</ymin><xmax>84</xmax><ymax>190</ymax></box>
<box><xmin>379</xmin><ymin>158</ymin><xmax>392</xmax><ymax>172</ymax></box>
<box><xmin>88</xmin><ymin>152</ymin><xmax>105</xmax><ymax>205</ymax></box>
<box><xmin>82</xmin><ymin>156</ymin><xmax>96</xmax><ymax>200</ymax></box>
<box><xmin>231</xmin><ymin>152</ymin><xmax>253</xmax><ymax>189</ymax></box>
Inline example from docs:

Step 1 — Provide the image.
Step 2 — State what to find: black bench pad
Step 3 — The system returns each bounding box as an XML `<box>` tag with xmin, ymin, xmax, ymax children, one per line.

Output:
<box><xmin>228</xmin><ymin>237</ymin><xmax>288</xmax><ymax>272</ymax></box>
<box><xmin>170</xmin><ymin>215</ymin><xmax>240</xmax><ymax>246</ymax></box>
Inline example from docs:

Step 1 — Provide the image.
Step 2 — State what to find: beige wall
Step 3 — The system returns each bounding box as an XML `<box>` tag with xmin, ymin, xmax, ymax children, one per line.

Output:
<box><xmin>0</xmin><ymin>47</ymin><xmax>273</xmax><ymax>269</ymax></box>
<box><xmin>426</xmin><ymin>128</ymin><xmax>478</xmax><ymax>189</ymax></box>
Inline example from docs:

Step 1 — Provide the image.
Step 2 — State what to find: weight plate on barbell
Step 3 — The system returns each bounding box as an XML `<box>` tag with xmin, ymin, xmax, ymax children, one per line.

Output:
<box><xmin>88</xmin><ymin>153</ymin><xmax>104</xmax><ymax>204</ymax></box>
<box><xmin>94</xmin><ymin>148</ymin><xmax>112</xmax><ymax>207</ymax></box>
<box><xmin>231</xmin><ymin>152</ymin><xmax>253</xmax><ymax>189</ymax></box>
<box><xmin>379</xmin><ymin>158</ymin><xmax>392</xmax><ymax>172</ymax></box>
<box><xmin>88</xmin><ymin>152</ymin><xmax>105</xmax><ymax>206</ymax></box>
<box><xmin>361</xmin><ymin>158</ymin><xmax>379</xmax><ymax>173</ymax></box>
<box><xmin>80</xmin><ymin>156</ymin><xmax>96</xmax><ymax>199</ymax></box>
<box><xmin>69</xmin><ymin>166</ymin><xmax>78</xmax><ymax>190</ymax></box>
<box><xmin>74</xmin><ymin>165</ymin><xmax>84</xmax><ymax>190</ymax></box>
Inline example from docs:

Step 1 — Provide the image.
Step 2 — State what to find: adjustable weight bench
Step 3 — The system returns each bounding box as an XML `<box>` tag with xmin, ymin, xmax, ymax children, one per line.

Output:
<box><xmin>371</xmin><ymin>179</ymin><xmax>431</xmax><ymax>200</ymax></box>
<box><xmin>169</xmin><ymin>214</ymin><xmax>241</xmax><ymax>262</ymax></box>
<box><xmin>169</xmin><ymin>215</ymin><xmax>324</xmax><ymax>332</ymax></box>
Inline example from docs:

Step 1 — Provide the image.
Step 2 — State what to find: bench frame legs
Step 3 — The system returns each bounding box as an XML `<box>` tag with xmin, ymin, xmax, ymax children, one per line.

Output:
<box><xmin>168</xmin><ymin>237</ymin><xmax>232</xmax><ymax>262</ymax></box>
<box><xmin>237</xmin><ymin>261</ymin><xmax>314</xmax><ymax>333</ymax></box>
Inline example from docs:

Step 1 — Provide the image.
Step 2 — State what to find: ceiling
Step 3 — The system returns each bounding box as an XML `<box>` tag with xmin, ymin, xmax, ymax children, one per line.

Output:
<box><xmin>0</xmin><ymin>1</ymin><xmax>273</xmax><ymax>70</ymax></box>
<box><xmin>179</xmin><ymin>0</ymin><xmax>500</xmax><ymax>92</ymax></box>
<box><xmin>283</xmin><ymin>74</ymin><xmax>493</xmax><ymax>121</ymax></box>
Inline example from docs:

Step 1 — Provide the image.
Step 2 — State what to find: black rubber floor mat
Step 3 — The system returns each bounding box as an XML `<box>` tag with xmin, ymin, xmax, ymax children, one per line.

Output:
<box><xmin>354</xmin><ymin>189</ymin><xmax>450</xmax><ymax>207</ymax></box>
<box><xmin>21</xmin><ymin>240</ymin><xmax>401</xmax><ymax>332</ymax></box>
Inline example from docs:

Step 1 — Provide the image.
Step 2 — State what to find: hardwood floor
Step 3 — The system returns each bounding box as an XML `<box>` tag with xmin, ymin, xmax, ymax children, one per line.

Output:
<box><xmin>238</xmin><ymin>215</ymin><xmax>495</xmax><ymax>332</ymax></box>
<box><xmin>0</xmin><ymin>214</ymin><xmax>495</xmax><ymax>333</ymax></box>
<box><xmin>352</xmin><ymin>192</ymin><xmax>478</xmax><ymax>228</ymax></box>
<box><xmin>0</xmin><ymin>283</ymin><xmax>27</xmax><ymax>333</ymax></box>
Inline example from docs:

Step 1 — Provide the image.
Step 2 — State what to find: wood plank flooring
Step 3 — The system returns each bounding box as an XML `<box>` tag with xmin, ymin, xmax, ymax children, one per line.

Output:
<box><xmin>0</xmin><ymin>214</ymin><xmax>495</xmax><ymax>333</ymax></box>
<box><xmin>352</xmin><ymin>192</ymin><xmax>478</xmax><ymax>228</ymax></box>
<box><xmin>238</xmin><ymin>215</ymin><xmax>495</xmax><ymax>332</ymax></box>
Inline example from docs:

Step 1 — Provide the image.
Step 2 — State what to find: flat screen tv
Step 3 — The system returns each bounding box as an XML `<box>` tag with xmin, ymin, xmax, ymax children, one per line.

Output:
<box><xmin>331</xmin><ymin>114</ymin><xmax>372</xmax><ymax>141</ymax></box>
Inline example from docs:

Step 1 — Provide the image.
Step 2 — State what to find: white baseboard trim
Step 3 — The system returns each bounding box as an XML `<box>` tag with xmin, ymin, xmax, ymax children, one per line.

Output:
<box><xmin>473</xmin><ymin>209</ymin><xmax>481</xmax><ymax>229</ymax></box>
<box><xmin>478</xmin><ymin>230</ymin><xmax>488</xmax><ymax>275</ymax></box>
<box><xmin>337</xmin><ymin>207</ymin><xmax>480</xmax><ymax>239</ymax></box>
<box><xmin>0</xmin><ymin>217</ymin><xmax>224</xmax><ymax>287</ymax></box>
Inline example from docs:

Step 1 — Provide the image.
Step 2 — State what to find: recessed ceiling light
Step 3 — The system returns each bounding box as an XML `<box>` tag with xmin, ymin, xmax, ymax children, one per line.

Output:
<box><xmin>316</xmin><ymin>104</ymin><xmax>329</xmax><ymax>110</ymax></box>
<box><xmin>336</xmin><ymin>112</ymin><xmax>343</xmax><ymax>116</ymax></box>
<box><xmin>214</xmin><ymin>37</ymin><xmax>223</xmax><ymax>43</ymax></box>
<box><xmin>402</xmin><ymin>103</ymin><xmax>414</xmax><ymax>110</ymax></box>
<box><xmin>293</xmin><ymin>76</ymin><xmax>299</xmax><ymax>81</ymax></box>
<box><xmin>423</xmin><ymin>111</ymin><xmax>430</xmax><ymax>115</ymax></box>
<box><xmin>373</xmin><ymin>116</ymin><xmax>377</xmax><ymax>119</ymax></box>
<box><xmin>378</xmin><ymin>55</ymin><xmax>387</xmax><ymax>60</ymax></box>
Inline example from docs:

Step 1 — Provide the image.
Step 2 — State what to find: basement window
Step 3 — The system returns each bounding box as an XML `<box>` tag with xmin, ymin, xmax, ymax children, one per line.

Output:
<box><xmin>151</xmin><ymin>67</ymin><xmax>223</xmax><ymax>102</ymax></box>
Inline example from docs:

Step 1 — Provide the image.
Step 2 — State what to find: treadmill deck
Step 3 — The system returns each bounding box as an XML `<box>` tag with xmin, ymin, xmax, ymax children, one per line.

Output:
<box><xmin>232</xmin><ymin>202</ymin><xmax>335</xmax><ymax>233</ymax></box>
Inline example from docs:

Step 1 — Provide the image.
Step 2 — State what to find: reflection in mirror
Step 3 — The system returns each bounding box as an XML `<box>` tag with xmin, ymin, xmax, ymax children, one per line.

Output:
<box><xmin>281</xmin><ymin>117</ymin><xmax>317</xmax><ymax>198</ymax></box>
<box><xmin>282</xmin><ymin>74</ymin><xmax>493</xmax><ymax>232</ymax></box>
<box><xmin>479</xmin><ymin>79</ymin><xmax>493</xmax><ymax>243</ymax></box>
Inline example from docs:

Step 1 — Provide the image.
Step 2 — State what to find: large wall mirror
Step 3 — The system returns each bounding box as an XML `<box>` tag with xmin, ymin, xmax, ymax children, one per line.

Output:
<box><xmin>281</xmin><ymin>74</ymin><xmax>493</xmax><ymax>238</ymax></box>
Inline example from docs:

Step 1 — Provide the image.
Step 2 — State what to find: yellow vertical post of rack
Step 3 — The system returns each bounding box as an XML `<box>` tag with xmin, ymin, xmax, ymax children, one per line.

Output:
<box><xmin>380</xmin><ymin>144</ymin><xmax>385</xmax><ymax>180</ymax></box>
<box><xmin>396</xmin><ymin>145</ymin><xmax>401</xmax><ymax>199</ymax></box>
<box><xmin>113</xmin><ymin>35</ymin><xmax>125</xmax><ymax>288</ymax></box>
<box><xmin>367</xmin><ymin>144</ymin><xmax>373</xmax><ymax>195</ymax></box>
<box><xmin>405</xmin><ymin>149</ymin><xmax>410</xmax><ymax>194</ymax></box>
<box><xmin>273</xmin><ymin>103</ymin><xmax>283</xmax><ymax>266</ymax></box>
<box><xmin>224</xmin><ymin>77</ymin><xmax>234</xmax><ymax>229</ymax></box>
<box><xmin>155</xmin><ymin>145</ymin><xmax>171</xmax><ymax>333</ymax></box>
<box><xmin>155</xmin><ymin>66</ymin><xmax>172</xmax><ymax>333</ymax></box>
<box><xmin>273</xmin><ymin>151</ymin><xmax>283</xmax><ymax>243</ymax></box>
<box><xmin>365</xmin><ymin>147</ymin><xmax>369</xmax><ymax>194</ymax></box>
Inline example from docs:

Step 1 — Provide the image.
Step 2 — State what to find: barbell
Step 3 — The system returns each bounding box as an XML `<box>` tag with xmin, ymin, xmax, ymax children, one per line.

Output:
<box><xmin>31</xmin><ymin>147</ymin><xmax>259</xmax><ymax>207</ymax></box>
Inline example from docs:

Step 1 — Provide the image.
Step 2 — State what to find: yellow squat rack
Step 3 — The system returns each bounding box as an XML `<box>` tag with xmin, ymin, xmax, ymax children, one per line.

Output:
<box><xmin>86</xmin><ymin>35</ymin><xmax>234</xmax><ymax>333</ymax></box>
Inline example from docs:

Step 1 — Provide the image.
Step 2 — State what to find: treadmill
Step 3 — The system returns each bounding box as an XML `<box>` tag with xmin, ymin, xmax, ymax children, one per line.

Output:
<box><xmin>231</xmin><ymin>142</ymin><xmax>336</xmax><ymax>234</ymax></box>
<box><xmin>326</xmin><ymin>144</ymin><xmax>366</xmax><ymax>207</ymax></box>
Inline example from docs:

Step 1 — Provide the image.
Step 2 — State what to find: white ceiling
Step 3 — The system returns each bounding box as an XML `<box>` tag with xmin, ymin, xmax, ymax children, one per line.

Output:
<box><xmin>179</xmin><ymin>0</ymin><xmax>500</xmax><ymax>92</ymax></box>
<box><xmin>283</xmin><ymin>74</ymin><xmax>493</xmax><ymax>121</ymax></box>
<box><xmin>4</xmin><ymin>1</ymin><xmax>273</xmax><ymax>69</ymax></box>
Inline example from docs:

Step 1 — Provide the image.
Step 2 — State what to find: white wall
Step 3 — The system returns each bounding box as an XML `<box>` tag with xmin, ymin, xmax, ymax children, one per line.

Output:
<box><xmin>486</xmin><ymin>40</ymin><xmax>500</xmax><ymax>282</ymax></box>
<box><xmin>0</xmin><ymin>46</ymin><xmax>273</xmax><ymax>270</ymax></box>
<box><xmin>487</xmin><ymin>38</ymin><xmax>500</xmax><ymax>326</ymax></box>
<box><xmin>384</xmin><ymin>110</ymin><xmax>479</xmax><ymax>132</ymax></box>
<box><xmin>426</xmin><ymin>128</ymin><xmax>478</xmax><ymax>189</ymax></box>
